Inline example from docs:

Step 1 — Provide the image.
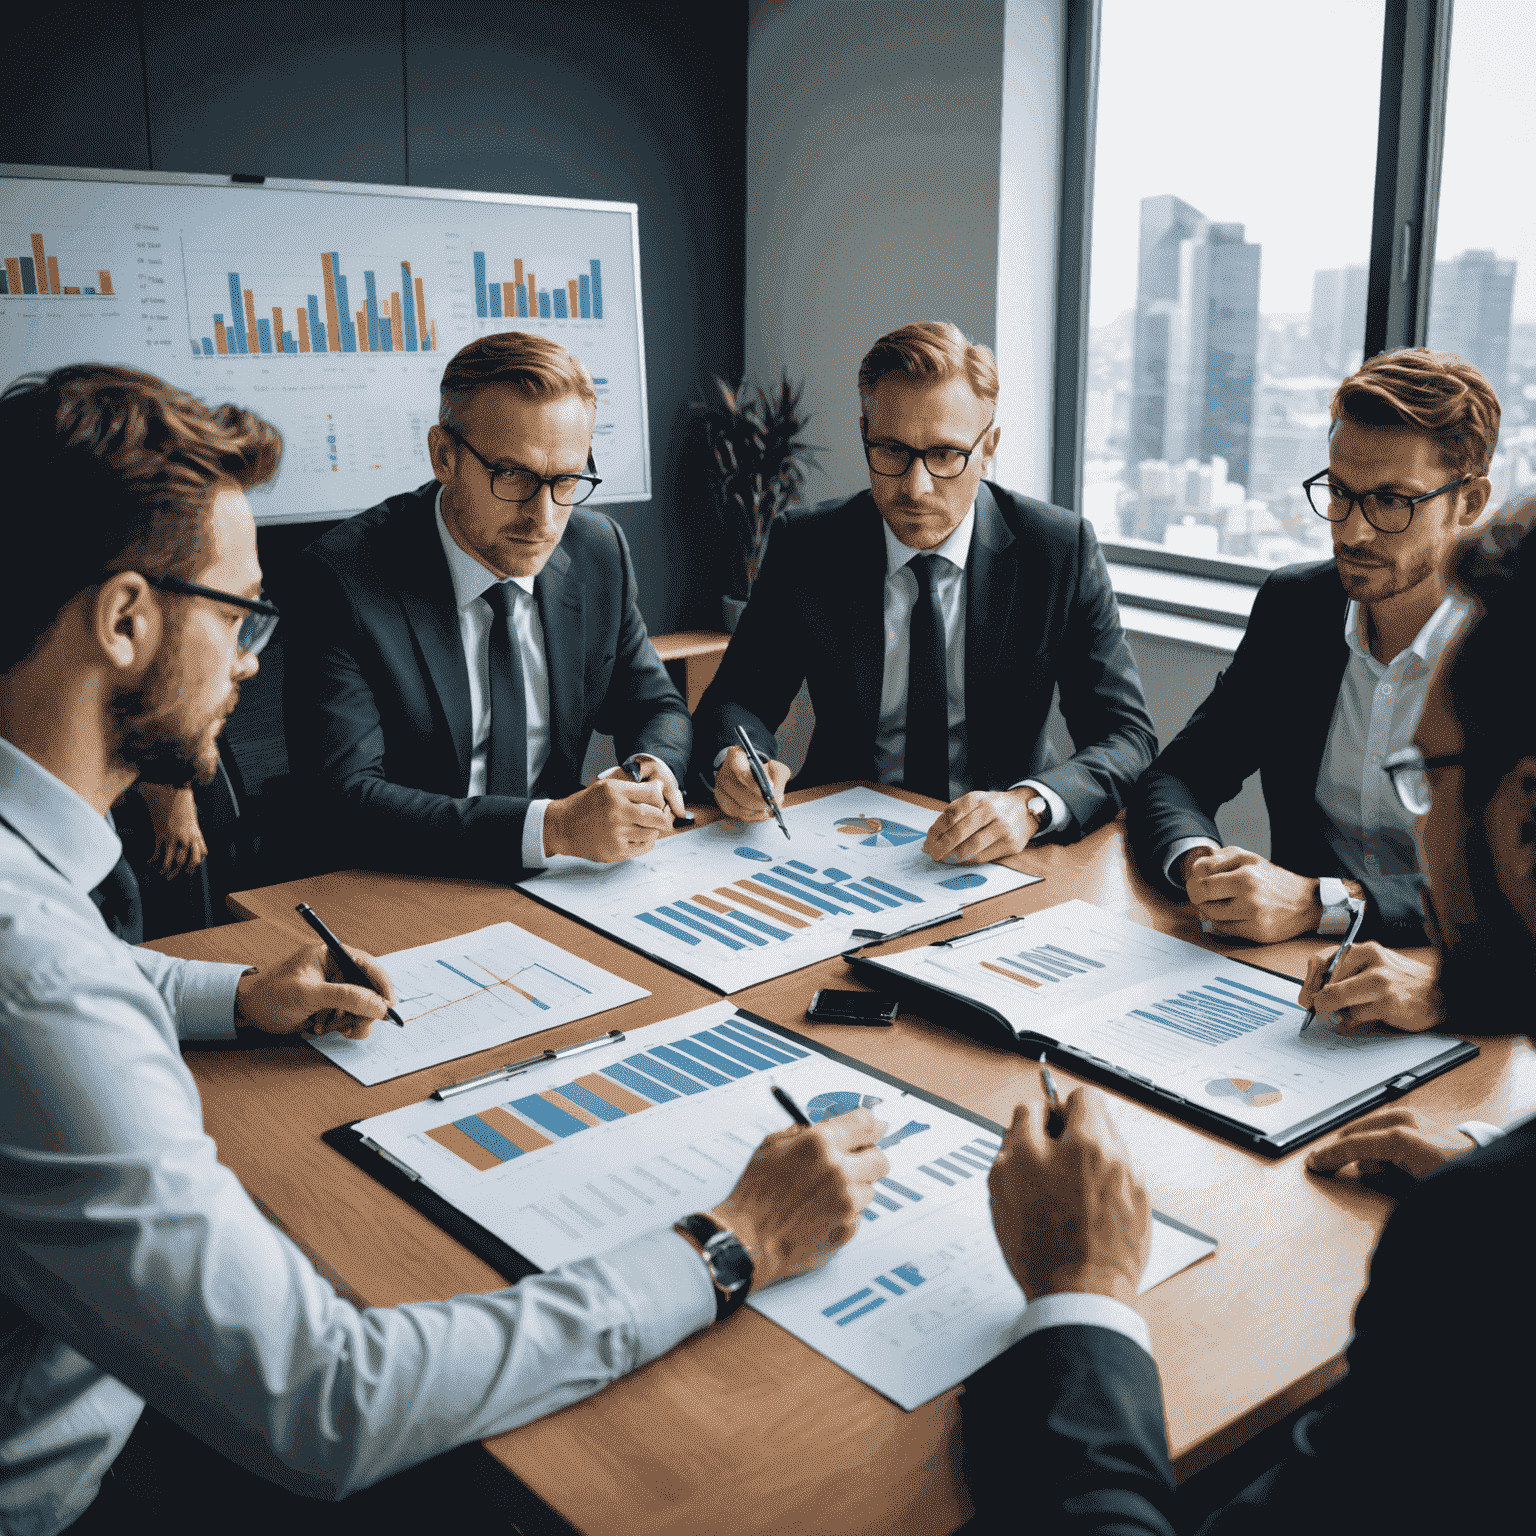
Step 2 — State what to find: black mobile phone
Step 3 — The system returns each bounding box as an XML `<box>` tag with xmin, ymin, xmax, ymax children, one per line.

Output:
<box><xmin>806</xmin><ymin>989</ymin><xmax>900</xmax><ymax>1025</ymax></box>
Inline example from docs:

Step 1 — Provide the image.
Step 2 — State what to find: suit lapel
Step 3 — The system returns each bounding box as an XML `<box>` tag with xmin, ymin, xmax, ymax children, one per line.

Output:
<box><xmin>964</xmin><ymin>484</ymin><xmax>1020</xmax><ymax>773</ymax></box>
<box><xmin>535</xmin><ymin>542</ymin><xmax>583</xmax><ymax>788</ymax></box>
<box><xmin>391</xmin><ymin>493</ymin><xmax>475</xmax><ymax>789</ymax></box>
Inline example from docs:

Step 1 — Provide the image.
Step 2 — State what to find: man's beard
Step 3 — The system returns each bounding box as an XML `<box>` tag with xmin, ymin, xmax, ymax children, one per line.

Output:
<box><xmin>1427</xmin><ymin>813</ymin><xmax>1536</xmax><ymax>1030</ymax></box>
<box><xmin>110</xmin><ymin>649</ymin><xmax>234</xmax><ymax>788</ymax></box>
<box><xmin>1336</xmin><ymin>543</ymin><xmax>1436</xmax><ymax>602</ymax></box>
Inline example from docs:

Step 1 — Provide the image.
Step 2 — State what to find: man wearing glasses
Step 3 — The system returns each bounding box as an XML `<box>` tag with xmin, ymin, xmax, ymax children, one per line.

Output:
<box><xmin>693</xmin><ymin>321</ymin><xmax>1156</xmax><ymax>862</ymax></box>
<box><xmin>284</xmin><ymin>331</ymin><xmax>690</xmax><ymax>879</ymax></box>
<box><xmin>1128</xmin><ymin>349</ymin><xmax>1498</xmax><ymax>1034</ymax></box>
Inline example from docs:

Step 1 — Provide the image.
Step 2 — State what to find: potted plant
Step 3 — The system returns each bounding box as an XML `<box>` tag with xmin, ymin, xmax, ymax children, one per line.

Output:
<box><xmin>699</xmin><ymin>372</ymin><xmax>819</xmax><ymax>631</ymax></box>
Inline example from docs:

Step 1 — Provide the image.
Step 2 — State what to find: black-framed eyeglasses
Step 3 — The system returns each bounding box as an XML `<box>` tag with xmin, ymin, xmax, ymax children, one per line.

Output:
<box><xmin>1381</xmin><ymin>746</ymin><xmax>1466</xmax><ymax>815</ymax></box>
<box><xmin>446</xmin><ymin>427</ymin><xmax>602</xmax><ymax>506</ymax></box>
<box><xmin>1302</xmin><ymin>469</ymin><xmax>1469</xmax><ymax>534</ymax></box>
<box><xmin>144</xmin><ymin>575</ymin><xmax>281</xmax><ymax>656</ymax></box>
<box><xmin>861</xmin><ymin>418</ymin><xmax>995</xmax><ymax>480</ymax></box>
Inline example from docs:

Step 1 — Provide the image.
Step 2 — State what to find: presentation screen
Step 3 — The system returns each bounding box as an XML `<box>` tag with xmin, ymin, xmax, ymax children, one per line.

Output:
<box><xmin>0</xmin><ymin>165</ymin><xmax>651</xmax><ymax>523</ymax></box>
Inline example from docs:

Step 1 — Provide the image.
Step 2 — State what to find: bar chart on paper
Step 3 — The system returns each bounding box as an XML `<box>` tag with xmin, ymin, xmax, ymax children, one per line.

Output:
<box><xmin>306</xmin><ymin>922</ymin><xmax>649</xmax><ymax>1086</ymax></box>
<box><xmin>523</xmin><ymin>788</ymin><xmax>1042</xmax><ymax>991</ymax></box>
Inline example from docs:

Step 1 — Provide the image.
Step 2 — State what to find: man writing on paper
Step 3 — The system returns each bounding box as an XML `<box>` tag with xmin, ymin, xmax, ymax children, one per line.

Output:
<box><xmin>691</xmin><ymin>321</ymin><xmax>1157</xmax><ymax>862</ymax></box>
<box><xmin>962</xmin><ymin>498</ymin><xmax>1536</xmax><ymax>1534</ymax></box>
<box><xmin>0</xmin><ymin>365</ymin><xmax>890</xmax><ymax>1536</ymax></box>
<box><xmin>284</xmin><ymin>331</ymin><xmax>690</xmax><ymax>880</ymax></box>
<box><xmin>1128</xmin><ymin>349</ymin><xmax>1500</xmax><ymax>1035</ymax></box>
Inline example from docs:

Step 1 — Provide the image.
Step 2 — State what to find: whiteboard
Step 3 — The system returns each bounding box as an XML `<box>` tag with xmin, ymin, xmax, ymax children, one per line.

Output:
<box><xmin>0</xmin><ymin>165</ymin><xmax>651</xmax><ymax>523</ymax></box>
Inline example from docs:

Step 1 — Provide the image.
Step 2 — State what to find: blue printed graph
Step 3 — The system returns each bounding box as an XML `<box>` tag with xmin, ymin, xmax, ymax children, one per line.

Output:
<box><xmin>859</xmin><ymin>1130</ymin><xmax>1003</xmax><ymax>1221</ymax></box>
<box><xmin>806</xmin><ymin>1090</ymin><xmax>884</xmax><ymax>1123</ymax></box>
<box><xmin>835</xmin><ymin>814</ymin><xmax>925</xmax><ymax>848</ymax></box>
<box><xmin>938</xmin><ymin>873</ymin><xmax>987</xmax><ymax>890</ymax></box>
<box><xmin>876</xmin><ymin>1120</ymin><xmax>930</xmax><ymax>1150</ymax></box>
<box><xmin>823</xmin><ymin>1261</ymin><xmax>932</xmax><ymax>1325</ymax></box>
<box><xmin>1131</xmin><ymin>975</ymin><xmax>1306</xmax><ymax>1046</ymax></box>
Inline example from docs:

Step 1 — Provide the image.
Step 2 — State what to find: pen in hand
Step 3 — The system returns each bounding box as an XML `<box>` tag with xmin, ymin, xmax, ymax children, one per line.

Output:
<box><xmin>623</xmin><ymin>755</ymin><xmax>694</xmax><ymax>827</ymax></box>
<box><xmin>1299</xmin><ymin>900</ymin><xmax>1366</xmax><ymax>1036</ymax></box>
<box><xmin>294</xmin><ymin>903</ymin><xmax>405</xmax><ymax>1027</ymax></box>
<box><xmin>733</xmin><ymin>725</ymin><xmax>791</xmax><ymax>840</ymax></box>
<box><xmin>1039</xmin><ymin>1053</ymin><xmax>1065</xmax><ymax>1138</ymax></box>
<box><xmin>771</xmin><ymin>1084</ymin><xmax>813</xmax><ymax>1126</ymax></box>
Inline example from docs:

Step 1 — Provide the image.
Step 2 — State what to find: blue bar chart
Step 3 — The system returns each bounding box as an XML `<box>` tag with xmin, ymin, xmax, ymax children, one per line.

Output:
<box><xmin>473</xmin><ymin>252</ymin><xmax>603</xmax><ymax>321</ymax></box>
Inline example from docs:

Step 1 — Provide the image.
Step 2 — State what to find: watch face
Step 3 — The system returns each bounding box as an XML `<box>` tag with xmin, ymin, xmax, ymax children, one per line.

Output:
<box><xmin>705</xmin><ymin>1233</ymin><xmax>754</xmax><ymax>1292</ymax></box>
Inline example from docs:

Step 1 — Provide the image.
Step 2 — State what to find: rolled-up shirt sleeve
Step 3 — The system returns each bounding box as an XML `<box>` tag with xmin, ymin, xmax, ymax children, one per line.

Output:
<box><xmin>0</xmin><ymin>904</ymin><xmax>715</xmax><ymax>1505</ymax></box>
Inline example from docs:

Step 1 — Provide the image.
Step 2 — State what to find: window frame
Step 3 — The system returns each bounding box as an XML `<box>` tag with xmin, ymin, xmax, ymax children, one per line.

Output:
<box><xmin>1054</xmin><ymin>0</ymin><xmax>1457</xmax><ymax>587</ymax></box>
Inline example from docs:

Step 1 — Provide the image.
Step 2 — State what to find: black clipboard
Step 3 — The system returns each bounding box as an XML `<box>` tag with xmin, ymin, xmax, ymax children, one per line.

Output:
<box><xmin>325</xmin><ymin>1008</ymin><xmax>1215</xmax><ymax>1280</ymax></box>
<box><xmin>847</xmin><ymin>947</ymin><xmax>1478</xmax><ymax>1157</ymax></box>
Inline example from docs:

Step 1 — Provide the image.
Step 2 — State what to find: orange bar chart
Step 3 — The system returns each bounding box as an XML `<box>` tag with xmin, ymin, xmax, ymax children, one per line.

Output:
<box><xmin>0</xmin><ymin>233</ymin><xmax>115</xmax><ymax>297</ymax></box>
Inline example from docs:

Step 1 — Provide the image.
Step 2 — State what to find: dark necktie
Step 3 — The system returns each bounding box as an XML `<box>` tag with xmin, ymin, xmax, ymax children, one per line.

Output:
<box><xmin>481</xmin><ymin>581</ymin><xmax>529</xmax><ymax>798</ymax></box>
<box><xmin>904</xmin><ymin>553</ymin><xmax>950</xmax><ymax>801</ymax></box>
<box><xmin>89</xmin><ymin>854</ymin><xmax>144</xmax><ymax>945</ymax></box>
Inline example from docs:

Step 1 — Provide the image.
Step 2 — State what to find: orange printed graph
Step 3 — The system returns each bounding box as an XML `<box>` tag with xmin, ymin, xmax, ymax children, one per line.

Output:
<box><xmin>1</xmin><ymin>232</ymin><xmax>113</xmax><ymax>297</ymax></box>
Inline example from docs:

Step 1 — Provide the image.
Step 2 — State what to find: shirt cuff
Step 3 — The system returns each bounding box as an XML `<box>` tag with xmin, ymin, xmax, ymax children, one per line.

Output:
<box><xmin>1456</xmin><ymin>1120</ymin><xmax>1506</xmax><ymax>1148</ymax></box>
<box><xmin>1016</xmin><ymin>1291</ymin><xmax>1152</xmax><ymax>1357</ymax></box>
<box><xmin>1164</xmin><ymin>836</ymin><xmax>1221</xmax><ymax>885</ymax></box>
<box><xmin>591</xmin><ymin>1228</ymin><xmax>717</xmax><ymax>1364</ymax></box>
<box><xmin>1011</xmin><ymin>779</ymin><xmax>1070</xmax><ymax>836</ymax></box>
<box><xmin>522</xmin><ymin>798</ymin><xmax>552</xmax><ymax>871</ymax></box>
<box><xmin>178</xmin><ymin>960</ymin><xmax>246</xmax><ymax>1041</ymax></box>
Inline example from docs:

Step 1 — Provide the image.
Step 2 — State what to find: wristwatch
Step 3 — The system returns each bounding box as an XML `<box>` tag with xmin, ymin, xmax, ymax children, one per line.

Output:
<box><xmin>1317</xmin><ymin>877</ymin><xmax>1355</xmax><ymax>936</ymax></box>
<box><xmin>673</xmin><ymin>1213</ymin><xmax>754</xmax><ymax>1321</ymax></box>
<box><xmin>1025</xmin><ymin>794</ymin><xmax>1052</xmax><ymax>830</ymax></box>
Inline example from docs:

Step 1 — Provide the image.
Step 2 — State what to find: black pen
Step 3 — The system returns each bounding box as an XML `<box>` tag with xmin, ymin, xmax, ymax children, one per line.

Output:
<box><xmin>623</xmin><ymin>755</ymin><xmax>694</xmax><ymax>827</ymax></box>
<box><xmin>771</xmin><ymin>1084</ymin><xmax>812</xmax><ymax>1126</ymax></box>
<box><xmin>295</xmin><ymin>904</ymin><xmax>406</xmax><ymax>1027</ymax></box>
<box><xmin>733</xmin><ymin>725</ymin><xmax>790</xmax><ymax>840</ymax></box>
<box><xmin>1299</xmin><ymin>900</ymin><xmax>1366</xmax><ymax>1035</ymax></box>
<box><xmin>1039</xmin><ymin>1053</ymin><xmax>1065</xmax><ymax>1138</ymax></box>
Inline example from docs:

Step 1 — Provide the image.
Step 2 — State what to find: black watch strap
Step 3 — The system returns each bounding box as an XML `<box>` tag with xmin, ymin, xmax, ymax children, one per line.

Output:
<box><xmin>674</xmin><ymin>1213</ymin><xmax>754</xmax><ymax>1321</ymax></box>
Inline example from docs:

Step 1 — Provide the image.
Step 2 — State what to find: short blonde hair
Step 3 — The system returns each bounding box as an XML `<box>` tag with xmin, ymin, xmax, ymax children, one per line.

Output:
<box><xmin>439</xmin><ymin>332</ymin><xmax>596</xmax><ymax>429</ymax></box>
<box><xmin>1331</xmin><ymin>348</ymin><xmax>1501</xmax><ymax>479</ymax></box>
<box><xmin>857</xmin><ymin>321</ymin><xmax>999</xmax><ymax>412</ymax></box>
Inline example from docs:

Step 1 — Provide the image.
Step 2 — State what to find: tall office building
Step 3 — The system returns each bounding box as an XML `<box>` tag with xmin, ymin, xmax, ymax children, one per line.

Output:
<box><xmin>1428</xmin><ymin>249</ymin><xmax>1517</xmax><ymax>389</ymax></box>
<box><xmin>1128</xmin><ymin>195</ymin><xmax>1205</xmax><ymax>473</ymax></box>
<box><xmin>1310</xmin><ymin>265</ymin><xmax>1368</xmax><ymax>377</ymax></box>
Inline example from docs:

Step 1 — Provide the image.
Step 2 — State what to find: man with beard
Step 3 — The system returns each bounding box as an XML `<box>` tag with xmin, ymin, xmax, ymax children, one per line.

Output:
<box><xmin>961</xmin><ymin>497</ymin><xmax>1536</xmax><ymax>1534</ymax></box>
<box><xmin>1128</xmin><ymin>349</ymin><xmax>1499</xmax><ymax>1036</ymax></box>
<box><xmin>0</xmin><ymin>366</ymin><xmax>890</xmax><ymax>1536</ymax></box>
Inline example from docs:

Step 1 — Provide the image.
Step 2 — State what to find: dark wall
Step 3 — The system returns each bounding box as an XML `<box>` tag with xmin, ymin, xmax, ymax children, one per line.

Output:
<box><xmin>4</xmin><ymin>0</ymin><xmax>748</xmax><ymax>637</ymax></box>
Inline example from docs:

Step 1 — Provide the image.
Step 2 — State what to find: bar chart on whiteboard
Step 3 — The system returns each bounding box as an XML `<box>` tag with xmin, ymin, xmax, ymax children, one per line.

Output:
<box><xmin>0</xmin><ymin>169</ymin><xmax>651</xmax><ymax>519</ymax></box>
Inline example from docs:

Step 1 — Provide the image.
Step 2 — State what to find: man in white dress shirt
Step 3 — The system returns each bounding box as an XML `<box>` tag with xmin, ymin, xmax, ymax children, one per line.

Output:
<box><xmin>692</xmin><ymin>321</ymin><xmax>1157</xmax><ymax>860</ymax></box>
<box><xmin>1128</xmin><ymin>349</ymin><xmax>1501</xmax><ymax>1034</ymax></box>
<box><xmin>0</xmin><ymin>365</ymin><xmax>889</xmax><ymax>1535</ymax></box>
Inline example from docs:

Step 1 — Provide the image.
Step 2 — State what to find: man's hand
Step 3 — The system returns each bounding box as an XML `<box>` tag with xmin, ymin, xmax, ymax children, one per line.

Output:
<box><xmin>1182</xmin><ymin>846</ymin><xmax>1326</xmax><ymax>943</ymax></box>
<box><xmin>714</xmin><ymin>746</ymin><xmax>792</xmax><ymax>824</ymax></box>
<box><xmin>710</xmin><ymin>1107</ymin><xmax>890</xmax><ymax>1287</ymax></box>
<box><xmin>1305</xmin><ymin>1108</ymin><xmax>1472</xmax><ymax>1181</ymax></box>
<box><xmin>1299</xmin><ymin>942</ymin><xmax>1443</xmax><ymax>1033</ymax></box>
<box><xmin>598</xmin><ymin>755</ymin><xmax>688</xmax><ymax>821</ymax></box>
<box><xmin>988</xmin><ymin>1087</ymin><xmax>1150</xmax><ymax>1305</ymax></box>
<box><xmin>235</xmin><ymin>943</ymin><xmax>397</xmax><ymax>1040</ymax></box>
<box><xmin>139</xmin><ymin>782</ymin><xmax>208</xmax><ymax>879</ymax></box>
<box><xmin>923</xmin><ymin>789</ymin><xmax>1039</xmax><ymax>865</ymax></box>
<box><xmin>544</xmin><ymin>778</ymin><xmax>671</xmax><ymax>862</ymax></box>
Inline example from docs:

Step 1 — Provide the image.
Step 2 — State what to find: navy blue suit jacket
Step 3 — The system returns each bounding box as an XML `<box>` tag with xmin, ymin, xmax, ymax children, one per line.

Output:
<box><xmin>282</xmin><ymin>481</ymin><xmax>690</xmax><ymax>881</ymax></box>
<box><xmin>690</xmin><ymin>482</ymin><xmax>1157</xmax><ymax>835</ymax></box>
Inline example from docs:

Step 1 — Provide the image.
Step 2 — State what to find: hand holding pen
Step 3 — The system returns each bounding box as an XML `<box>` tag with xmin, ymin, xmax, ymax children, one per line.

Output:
<box><xmin>232</xmin><ymin>913</ymin><xmax>401</xmax><ymax>1040</ymax></box>
<box><xmin>727</xmin><ymin>725</ymin><xmax>791</xmax><ymax>839</ymax></box>
<box><xmin>1298</xmin><ymin>900</ymin><xmax>1366</xmax><ymax>1035</ymax></box>
<box><xmin>295</xmin><ymin>903</ymin><xmax>405</xmax><ymax>1028</ymax></box>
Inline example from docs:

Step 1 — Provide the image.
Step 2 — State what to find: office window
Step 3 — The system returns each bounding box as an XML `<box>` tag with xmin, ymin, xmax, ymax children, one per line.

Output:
<box><xmin>1424</xmin><ymin>1</ymin><xmax>1535</xmax><ymax>512</ymax></box>
<box><xmin>1082</xmin><ymin>0</ymin><xmax>1385</xmax><ymax>571</ymax></box>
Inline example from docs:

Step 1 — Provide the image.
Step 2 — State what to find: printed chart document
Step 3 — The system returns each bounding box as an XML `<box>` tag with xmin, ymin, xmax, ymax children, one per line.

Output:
<box><xmin>522</xmin><ymin>787</ymin><xmax>1041</xmax><ymax>992</ymax></box>
<box><xmin>861</xmin><ymin>900</ymin><xmax>1473</xmax><ymax>1147</ymax></box>
<box><xmin>352</xmin><ymin>1003</ymin><xmax>1215</xmax><ymax>1409</ymax></box>
<box><xmin>307</xmin><ymin>922</ymin><xmax>648</xmax><ymax>1086</ymax></box>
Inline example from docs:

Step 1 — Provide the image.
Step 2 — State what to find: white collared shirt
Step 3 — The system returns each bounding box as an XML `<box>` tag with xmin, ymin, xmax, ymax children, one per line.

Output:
<box><xmin>434</xmin><ymin>488</ymin><xmax>554</xmax><ymax>868</ymax></box>
<box><xmin>875</xmin><ymin>507</ymin><xmax>1067</xmax><ymax>827</ymax></box>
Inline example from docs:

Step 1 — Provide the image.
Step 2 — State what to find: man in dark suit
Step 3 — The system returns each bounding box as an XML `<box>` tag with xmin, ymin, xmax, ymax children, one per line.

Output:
<box><xmin>692</xmin><ymin>321</ymin><xmax>1156</xmax><ymax>864</ymax></box>
<box><xmin>1127</xmin><ymin>349</ymin><xmax>1499</xmax><ymax>1033</ymax></box>
<box><xmin>284</xmin><ymin>333</ymin><xmax>691</xmax><ymax>880</ymax></box>
<box><xmin>961</xmin><ymin>498</ymin><xmax>1536</xmax><ymax>1534</ymax></box>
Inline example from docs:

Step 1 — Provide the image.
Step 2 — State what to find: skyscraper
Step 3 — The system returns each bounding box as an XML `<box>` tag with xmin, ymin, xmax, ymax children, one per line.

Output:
<box><xmin>1428</xmin><ymin>249</ymin><xmax>1517</xmax><ymax>389</ymax></box>
<box><xmin>1128</xmin><ymin>197</ymin><xmax>1262</xmax><ymax>491</ymax></box>
<box><xmin>1310</xmin><ymin>265</ymin><xmax>1368</xmax><ymax>376</ymax></box>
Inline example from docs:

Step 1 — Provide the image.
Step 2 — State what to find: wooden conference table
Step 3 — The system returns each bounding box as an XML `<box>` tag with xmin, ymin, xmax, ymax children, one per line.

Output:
<box><xmin>148</xmin><ymin>782</ymin><xmax>1536</xmax><ymax>1536</ymax></box>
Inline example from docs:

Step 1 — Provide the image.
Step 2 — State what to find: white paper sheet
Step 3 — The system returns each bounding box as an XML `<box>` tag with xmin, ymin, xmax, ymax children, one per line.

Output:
<box><xmin>354</xmin><ymin>1003</ymin><xmax>1214</xmax><ymax>1409</ymax></box>
<box><xmin>306</xmin><ymin>921</ymin><xmax>648</xmax><ymax>1085</ymax></box>
<box><xmin>521</xmin><ymin>787</ymin><xmax>1042</xmax><ymax>992</ymax></box>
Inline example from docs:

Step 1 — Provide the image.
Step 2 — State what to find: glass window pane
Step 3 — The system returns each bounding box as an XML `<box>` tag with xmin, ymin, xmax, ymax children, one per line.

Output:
<box><xmin>1084</xmin><ymin>0</ymin><xmax>1384</xmax><ymax>569</ymax></box>
<box><xmin>1426</xmin><ymin>1</ymin><xmax>1536</xmax><ymax>513</ymax></box>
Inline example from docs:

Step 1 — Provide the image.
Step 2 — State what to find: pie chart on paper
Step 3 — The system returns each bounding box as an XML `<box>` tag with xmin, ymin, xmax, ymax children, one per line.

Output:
<box><xmin>835</xmin><ymin>815</ymin><xmax>925</xmax><ymax>848</ymax></box>
<box><xmin>1206</xmin><ymin>1077</ymin><xmax>1283</xmax><ymax>1108</ymax></box>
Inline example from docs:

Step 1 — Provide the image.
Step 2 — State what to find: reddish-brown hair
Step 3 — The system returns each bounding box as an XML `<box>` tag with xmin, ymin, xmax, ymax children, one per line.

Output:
<box><xmin>1331</xmin><ymin>348</ymin><xmax>1501</xmax><ymax>479</ymax></box>
<box><xmin>857</xmin><ymin>321</ymin><xmax>999</xmax><ymax>412</ymax></box>
<box><xmin>439</xmin><ymin>332</ymin><xmax>596</xmax><ymax>428</ymax></box>
<box><xmin>0</xmin><ymin>363</ymin><xmax>281</xmax><ymax>673</ymax></box>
